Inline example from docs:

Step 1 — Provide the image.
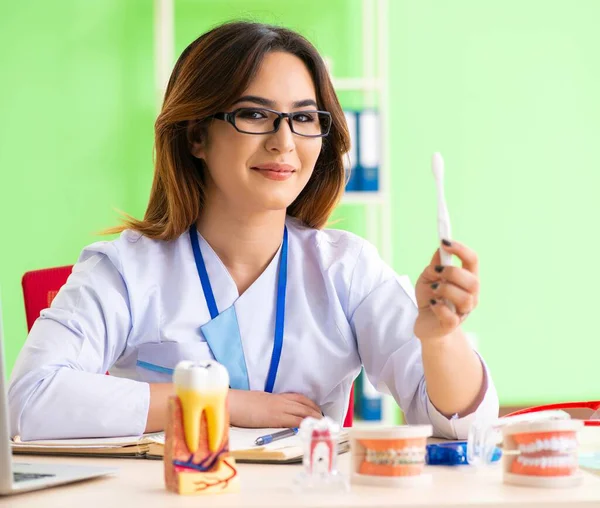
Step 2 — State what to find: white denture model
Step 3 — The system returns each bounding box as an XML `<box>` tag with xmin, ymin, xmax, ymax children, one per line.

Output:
<box><xmin>467</xmin><ymin>409</ymin><xmax>571</xmax><ymax>468</ymax></box>
<box><xmin>432</xmin><ymin>152</ymin><xmax>456</xmax><ymax>313</ymax></box>
<box><xmin>502</xmin><ymin>419</ymin><xmax>584</xmax><ymax>487</ymax></box>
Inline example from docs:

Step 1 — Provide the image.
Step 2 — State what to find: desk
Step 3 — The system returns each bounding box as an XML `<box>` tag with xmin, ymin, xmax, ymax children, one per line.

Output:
<box><xmin>3</xmin><ymin>454</ymin><xmax>600</xmax><ymax>507</ymax></box>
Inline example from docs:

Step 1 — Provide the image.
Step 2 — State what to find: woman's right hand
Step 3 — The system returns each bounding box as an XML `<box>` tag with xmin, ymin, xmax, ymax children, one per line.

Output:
<box><xmin>228</xmin><ymin>390</ymin><xmax>322</xmax><ymax>428</ymax></box>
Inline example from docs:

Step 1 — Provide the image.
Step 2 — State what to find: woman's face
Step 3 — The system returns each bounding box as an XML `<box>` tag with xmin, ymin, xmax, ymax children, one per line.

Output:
<box><xmin>190</xmin><ymin>51</ymin><xmax>323</xmax><ymax>213</ymax></box>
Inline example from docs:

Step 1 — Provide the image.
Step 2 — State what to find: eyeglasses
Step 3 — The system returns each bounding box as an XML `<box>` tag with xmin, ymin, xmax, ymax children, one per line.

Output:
<box><xmin>210</xmin><ymin>107</ymin><xmax>332</xmax><ymax>138</ymax></box>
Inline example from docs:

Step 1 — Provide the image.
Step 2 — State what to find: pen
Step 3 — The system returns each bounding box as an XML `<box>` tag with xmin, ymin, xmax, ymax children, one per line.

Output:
<box><xmin>254</xmin><ymin>427</ymin><xmax>298</xmax><ymax>446</ymax></box>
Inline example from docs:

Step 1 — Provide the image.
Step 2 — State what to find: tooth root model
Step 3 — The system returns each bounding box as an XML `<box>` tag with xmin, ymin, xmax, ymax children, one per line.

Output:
<box><xmin>502</xmin><ymin>419</ymin><xmax>584</xmax><ymax>488</ymax></box>
<box><xmin>164</xmin><ymin>360</ymin><xmax>239</xmax><ymax>495</ymax></box>
<box><xmin>294</xmin><ymin>416</ymin><xmax>348</xmax><ymax>492</ymax></box>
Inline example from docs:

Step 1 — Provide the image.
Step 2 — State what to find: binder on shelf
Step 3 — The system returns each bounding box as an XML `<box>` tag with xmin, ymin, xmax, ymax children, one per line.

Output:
<box><xmin>355</xmin><ymin>369</ymin><xmax>382</xmax><ymax>421</ymax></box>
<box><xmin>358</xmin><ymin>109</ymin><xmax>379</xmax><ymax>191</ymax></box>
<box><xmin>343</xmin><ymin>110</ymin><xmax>362</xmax><ymax>191</ymax></box>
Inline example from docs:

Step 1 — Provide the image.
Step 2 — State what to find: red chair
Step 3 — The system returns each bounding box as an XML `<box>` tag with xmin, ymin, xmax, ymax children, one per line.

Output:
<box><xmin>21</xmin><ymin>265</ymin><xmax>355</xmax><ymax>425</ymax></box>
<box><xmin>344</xmin><ymin>388</ymin><xmax>354</xmax><ymax>427</ymax></box>
<box><xmin>22</xmin><ymin>265</ymin><xmax>73</xmax><ymax>332</ymax></box>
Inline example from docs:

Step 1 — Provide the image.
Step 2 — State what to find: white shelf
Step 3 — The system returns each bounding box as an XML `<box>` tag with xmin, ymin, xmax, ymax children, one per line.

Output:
<box><xmin>332</xmin><ymin>77</ymin><xmax>383</xmax><ymax>91</ymax></box>
<box><xmin>340</xmin><ymin>1</ymin><xmax>397</xmax><ymax>428</ymax></box>
<box><xmin>341</xmin><ymin>191</ymin><xmax>385</xmax><ymax>205</ymax></box>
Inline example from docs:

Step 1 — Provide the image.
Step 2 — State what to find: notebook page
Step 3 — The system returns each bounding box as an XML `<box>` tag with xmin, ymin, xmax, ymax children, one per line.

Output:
<box><xmin>229</xmin><ymin>427</ymin><xmax>301</xmax><ymax>451</ymax></box>
<box><xmin>11</xmin><ymin>434</ymin><xmax>144</xmax><ymax>448</ymax></box>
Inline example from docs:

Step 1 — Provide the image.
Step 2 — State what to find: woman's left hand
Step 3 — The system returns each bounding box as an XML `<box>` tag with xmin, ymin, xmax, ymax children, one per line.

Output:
<box><xmin>413</xmin><ymin>240</ymin><xmax>479</xmax><ymax>341</ymax></box>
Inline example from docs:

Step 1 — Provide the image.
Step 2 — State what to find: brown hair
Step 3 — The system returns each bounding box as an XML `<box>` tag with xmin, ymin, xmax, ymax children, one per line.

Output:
<box><xmin>108</xmin><ymin>21</ymin><xmax>350</xmax><ymax>241</ymax></box>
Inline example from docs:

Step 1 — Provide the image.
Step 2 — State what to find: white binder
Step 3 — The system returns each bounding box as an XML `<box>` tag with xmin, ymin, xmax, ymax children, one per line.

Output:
<box><xmin>358</xmin><ymin>109</ymin><xmax>379</xmax><ymax>191</ymax></box>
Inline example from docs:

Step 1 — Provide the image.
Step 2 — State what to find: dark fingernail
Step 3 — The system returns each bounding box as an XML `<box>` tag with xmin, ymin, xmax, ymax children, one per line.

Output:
<box><xmin>434</xmin><ymin>265</ymin><xmax>444</xmax><ymax>273</ymax></box>
<box><xmin>430</xmin><ymin>299</ymin><xmax>437</xmax><ymax>305</ymax></box>
<box><xmin>431</xmin><ymin>282</ymin><xmax>439</xmax><ymax>290</ymax></box>
<box><xmin>442</xmin><ymin>239</ymin><xmax>452</xmax><ymax>247</ymax></box>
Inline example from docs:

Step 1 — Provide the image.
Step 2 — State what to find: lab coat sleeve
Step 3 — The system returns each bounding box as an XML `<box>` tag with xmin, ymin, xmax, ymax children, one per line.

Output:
<box><xmin>8</xmin><ymin>242</ymin><xmax>150</xmax><ymax>440</ymax></box>
<box><xmin>348</xmin><ymin>241</ymin><xmax>499</xmax><ymax>439</ymax></box>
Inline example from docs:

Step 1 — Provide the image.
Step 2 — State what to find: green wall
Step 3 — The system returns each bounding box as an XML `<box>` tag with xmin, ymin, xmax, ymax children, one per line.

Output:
<box><xmin>1</xmin><ymin>1</ymin><xmax>598</xmax><ymax>406</ymax></box>
<box><xmin>0</xmin><ymin>1</ymin><xmax>155</xmax><ymax>372</ymax></box>
<box><xmin>388</xmin><ymin>1</ymin><xmax>600</xmax><ymax>404</ymax></box>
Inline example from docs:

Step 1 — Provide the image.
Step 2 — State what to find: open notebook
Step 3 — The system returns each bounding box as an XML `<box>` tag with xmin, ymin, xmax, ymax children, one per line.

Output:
<box><xmin>11</xmin><ymin>427</ymin><xmax>349</xmax><ymax>464</ymax></box>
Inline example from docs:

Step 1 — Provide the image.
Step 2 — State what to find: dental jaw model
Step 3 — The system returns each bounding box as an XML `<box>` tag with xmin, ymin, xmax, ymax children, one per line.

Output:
<box><xmin>502</xmin><ymin>419</ymin><xmax>584</xmax><ymax>487</ymax></box>
<box><xmin>467</xmin><ymin>409</ymin><xmax>572</xmax><ymax>467</ymax></box>
<box><xmin>350</xmin><ymin>425</ymin><xmax>432</xmax><ymax>486</ymax></box>
<box><xmin>164</xmin><ymin>360</ymin><xmax>239</xmax><ymax>495</ymax></box>
<box><xmin>294</xmin><ymin>416</ymin><xmax>348</xmax><ymax>492</ymax></box>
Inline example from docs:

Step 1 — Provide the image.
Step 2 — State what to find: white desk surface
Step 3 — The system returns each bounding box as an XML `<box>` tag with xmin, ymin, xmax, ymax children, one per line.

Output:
<box><xmin>2</xmin><ymin>453</ymin><xmax>600</xmax><ymax>507</ymax></box>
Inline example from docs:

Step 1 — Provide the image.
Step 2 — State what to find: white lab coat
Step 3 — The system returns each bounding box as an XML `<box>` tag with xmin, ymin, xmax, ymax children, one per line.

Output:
<box><xmin>9</xmin><ymin>216</ymin><xmax>498</xmax><ymax>440</ymax></box>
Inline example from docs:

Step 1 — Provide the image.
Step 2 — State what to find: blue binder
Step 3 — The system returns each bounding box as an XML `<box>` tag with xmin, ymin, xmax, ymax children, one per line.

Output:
<box><xmin>344</xmin><ymin>110</ymin><xmax>362</xmax><ymax>191</ymax></box>
<box><xmin>358</xmin><ymin>109</ymin><xmax>379</xmax><ymax>191</ymax></box>
<box><xmin>356</xmin><ymin>369</ymin><xmax>382</xmax><ymax>421</ymax></box>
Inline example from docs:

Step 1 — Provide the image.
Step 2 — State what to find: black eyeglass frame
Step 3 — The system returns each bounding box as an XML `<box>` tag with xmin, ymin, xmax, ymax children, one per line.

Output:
<box><xmin>210</xmin><ymin>107</ymin><xmax>332</xmax><ymax>138</ymax></box>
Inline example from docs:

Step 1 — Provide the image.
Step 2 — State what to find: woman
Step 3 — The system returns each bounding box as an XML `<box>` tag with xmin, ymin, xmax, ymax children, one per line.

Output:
<box><xmin>9</xmin><ymin>21</ymin><xmax>498</xmax><ymax>441</ymax></box>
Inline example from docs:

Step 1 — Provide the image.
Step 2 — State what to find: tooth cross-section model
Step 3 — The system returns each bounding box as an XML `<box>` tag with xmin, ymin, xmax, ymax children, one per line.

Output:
<box><xmin>164</xmin><ymin>360</ymin><xmax>239</xmax><ymax>495</ymax></box>
<box><xmin>294</xmin><ymin>416</ymin><xmax>349</xmax><ymax>492</ymax></box>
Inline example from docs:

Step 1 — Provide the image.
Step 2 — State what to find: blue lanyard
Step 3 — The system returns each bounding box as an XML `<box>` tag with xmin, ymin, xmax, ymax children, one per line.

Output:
<box><xmin>189</xmin><ymin>226</ymin><xmax>288</xmax><ymax>393</ymax></box>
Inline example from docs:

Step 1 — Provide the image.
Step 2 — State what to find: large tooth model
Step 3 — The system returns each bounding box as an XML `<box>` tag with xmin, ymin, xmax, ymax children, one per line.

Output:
<box><xmin>164</xmin><ymin>360</ymin><xmax>239</xmax><ymax>495</ymax></box>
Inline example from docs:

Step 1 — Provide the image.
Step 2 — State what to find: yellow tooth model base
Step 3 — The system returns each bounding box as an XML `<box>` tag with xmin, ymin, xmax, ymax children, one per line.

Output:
<box><xmin>164</xmin><ymin>396</ymin><xmax>239</xmax><ymax>495</ymax></box>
